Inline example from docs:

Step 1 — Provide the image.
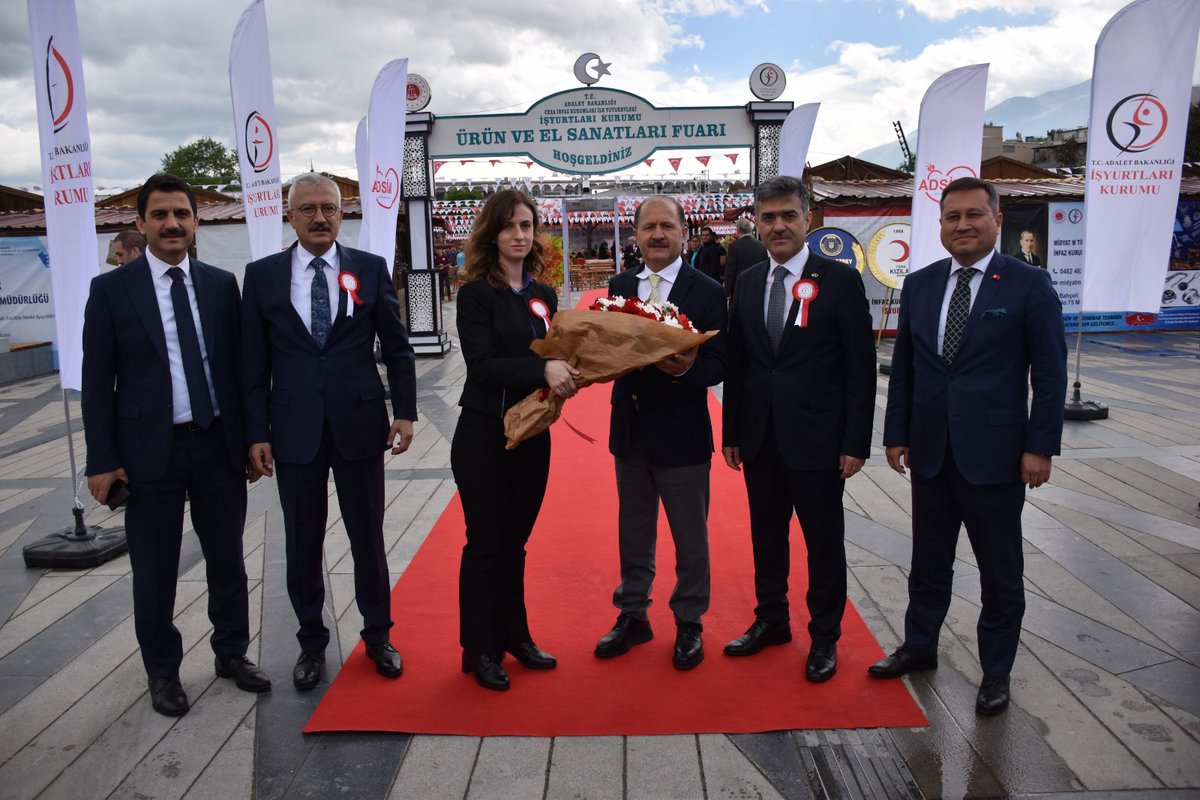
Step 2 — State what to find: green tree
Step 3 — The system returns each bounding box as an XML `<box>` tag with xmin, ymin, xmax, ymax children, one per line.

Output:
<box><xmin>1186</xmin><ymin>102</ymin><xmax>1200</xmax><ymax>163</ymax></box>
<box><xmin>160</xmin><ymin>137</ymin><xmax>239</xmax><ymax>182</ymax></box>
<box><xmin>444</xmin><ymin>187</ymin><xmax>485</xmax><ymax>200</ymax></box>
<box><xmin>1055</xmin><ymin>137</ymin><xmax>1084</xmax><ymax>168</ymax></box>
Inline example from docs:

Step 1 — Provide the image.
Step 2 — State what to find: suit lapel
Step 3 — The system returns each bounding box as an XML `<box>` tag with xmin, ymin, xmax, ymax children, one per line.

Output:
<box><xmin>777</xmin><ymin>255</ymin><xmax>826</xmax><ymax>353</ymax></box>
<box><xmin>956</xmin><ymin>252</ymin><xmax>1004</xmax><ymax>356</ymax></box>
<box><xmin>738</xmin><ymin>262</ymin><xmax>773</xmax><ymax>355</ymax></box>
<box><xmin>916</xmin><ymin>260</ymin><xmax>951</xmax><ymax>352</ymax></box>
<box><xmin>190</xmin><ymin>259</ymin><xmax>218</xmax><ymax>357</ymax></box>
<box><xmin>328</xmin><ymin>244</ymin><xmax>352</xmax><ymax>340</ymax></box>
<box><xmin>122</xmin><ymin>259</ymin><xmax>169</xmax><ymax>365</ymax></box>
<box><xmin>277</xmin><ymin>246</ymin><xmax>317</xmax><ymax>344</ymax></box>
<box><xmin>665</xmin><ymin>264</ymin><xmax>692</xmax><ymax>307</ymax></box>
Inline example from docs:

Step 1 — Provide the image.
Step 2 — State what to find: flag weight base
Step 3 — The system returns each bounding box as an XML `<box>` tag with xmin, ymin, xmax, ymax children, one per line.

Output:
<box><xmin>22</xmin><ymin>507</ymin><xmax>128</xmax><ymax>569</ymax></box>
<box><xmin>1064</xmin><ymin>382</ymin><xmax>1109</xmax><ymax>421</ymax></box>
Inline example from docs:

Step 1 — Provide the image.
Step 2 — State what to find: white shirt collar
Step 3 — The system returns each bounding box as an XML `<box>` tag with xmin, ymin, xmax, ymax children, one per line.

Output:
<box><xmin>768</xmin><ymin>244</ymin><xmax>810</xmax><ymax>277</ymax></box>
<box><xmin>145</xmin><ymin>248</ymin><xmax>189</xmax><ymax>280</ymax></box>
<box><xmin>296</xmin><ymin>242</ymin><xmax>337</xmax><ymax>268</ymax></box>
<box><xmin>951</xmin><ymin>251</ymin><xmax>995</xmax><ymax>273</ymax></box>
<box><xmin>637</xmin><ymin>257</ymin><xmax>683</xmax><ymax>283</ymax></box>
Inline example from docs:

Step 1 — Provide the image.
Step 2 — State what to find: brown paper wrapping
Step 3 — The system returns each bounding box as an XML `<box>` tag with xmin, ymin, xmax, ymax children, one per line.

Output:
<box><xmin>503</xmin><ymin>309</ymin><xmax>717</xmax><ymax>449</ymax></box>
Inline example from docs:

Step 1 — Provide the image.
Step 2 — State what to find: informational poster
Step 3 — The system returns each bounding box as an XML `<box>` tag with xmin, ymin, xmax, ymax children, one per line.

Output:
<box><xmin>0</xmin><ymin>237</ymin><xmax>58</xmax><ymax>347</ymax></box>
<box><xmin>823</xmin><ymin>206</ymin><xmax>909</xmax><ymax>332</ymax></box>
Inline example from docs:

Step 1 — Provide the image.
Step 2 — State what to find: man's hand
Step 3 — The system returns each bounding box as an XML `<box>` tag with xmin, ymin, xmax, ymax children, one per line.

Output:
<box><xmin>656</xmin><ymin>346</ymin><xmax>697</xmax><ymax>377</ymax></box>
<box><xmin>249</xmin><ymin>442</ymin><xmax>274</xmax><ymax>478</ymax></box>
<box><xmin>87</xmin><ymin>467</ymin><xmax>129</xmax><ymax>504</ymax></box>
<box><xmin>885</xmin><ymin>446</ymin><xmax>909</xmax><ymax>475</ymax></box>
<box><xmin>1021</xmin><ymin>452</ymin><xmax>1052</xmax><ymax>489</ymax></box>
<box><xmin>839</xmin><ymin>455</ymin><xmax>865</xmax><ymax>480</ymax></box>
<box><xmin>722</xmin><ymin>446</ymin><xmax>741</xmax><ymax>471</ymax></box>
<box><xmin>245</xmin><ymin>458</ymin><xmax>262</xmax><ymax>484</ymax></box>
<box><xmin>389</xmin><ymin>419</ymin><xmax>415</xmax><ymax>454</ymax></box>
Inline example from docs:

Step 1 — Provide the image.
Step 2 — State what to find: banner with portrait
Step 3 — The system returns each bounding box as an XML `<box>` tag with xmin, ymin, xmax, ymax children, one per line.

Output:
<box><xmin>822</xmin><ymin>206</ymin><xmax>910</xmax><ymax>332</ymax></box>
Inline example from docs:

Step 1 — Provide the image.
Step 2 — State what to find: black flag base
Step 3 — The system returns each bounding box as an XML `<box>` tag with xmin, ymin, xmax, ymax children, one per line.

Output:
<box><xmin>23</xmin><ymin>507</ymin><xmax>128</xmax><ymax>569</ymax></box>
<box><xmin>1064</xmin><ymin>381</ymin><xmax>1110</xmax><ymax>421</ymax></box>
<box><xmin>878</xmin><ymin>361</ymin><xmax>892</xmax><ymax>375</ymax></box>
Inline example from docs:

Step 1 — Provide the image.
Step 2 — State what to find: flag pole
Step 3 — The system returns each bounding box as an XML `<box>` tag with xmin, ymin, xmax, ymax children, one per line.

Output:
<box><xmin>1063</xmin><ymin>308</ymin><xmax>1108</xmax><ymax>420</ymax></box>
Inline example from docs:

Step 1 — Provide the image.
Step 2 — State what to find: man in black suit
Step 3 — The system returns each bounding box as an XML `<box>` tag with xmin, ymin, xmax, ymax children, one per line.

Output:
<box><xmin>1014</xmin><ymin>229</ymin><xmax>1043</xmax><ymax>267</ymax></box>
<box><xmin>721</xmin><ymin>176</ymin><xmax>875</xmax><ymax>683</ymax></box>
<box><xmin>111</xmin><ymin>230</ymin><xmax>145</xmax><ymax>266</ymax></box>
<box><xmin>242</xmin><ymin>172</ymin><xmax>417</xmax><ymax>689</ymax></box>
<box><xmin>82</xmin><ymin>173</ymin><xmax>269</xmax><ymax>717</ymax></box>
<box><xmin>871</xmin><ymin>177</ymin><xmax>1066</xmax><ymax>716</ymax></box>
<box><xmin>723</xmin><ymin>217</ymin><xmax>768</xmax><ymax>299</ymax></box>
<box><xmin>594</xmin><ymin>196</ymin><xmax>727</xmax><ymax>670</ymax></box>
<box><xmin>695</xmin><ymin>225</ymin><xmax>726</xmax><ymax>283</ymax></box>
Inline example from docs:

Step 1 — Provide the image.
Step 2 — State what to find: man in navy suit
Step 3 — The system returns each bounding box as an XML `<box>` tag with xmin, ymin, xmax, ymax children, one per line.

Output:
<box><xmin>242</xmin><ymin>172</ymin><xmax>417</xmax><ymax>689</ymax></box>
<box><xmin>594</xmin><ymin>196</ymin><xmax>727</xmax><ymax>670</ymax></box>
<box><xmin>870</xmin><ymin>177</ymin><xmax>1066</xmax><ymax>716</ymax></box>
<box><xmin>83</xmin><ymin>173</ymin><xmax>269</xmax><ymax>717</ymax></box>
<box><xmin>721</xmin><ymin>176</ymin><xmax>876</xmax><ymax>683</ymax></box>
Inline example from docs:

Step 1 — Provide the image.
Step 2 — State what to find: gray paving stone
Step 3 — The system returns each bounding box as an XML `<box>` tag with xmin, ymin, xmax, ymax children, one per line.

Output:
<box><xmin>1123</xmin><ymin>658</ymin><xmax>1200</xmax><ymax>719</ymax></box>
<box><xmin>730</xmin><ymin>732</ymin><xmax>817</xmax><ymax>800</ymax></box>
<box><xmin>1034</xmin><ymin>486</ymin><xmax>1200</xmax><ymax>551</ymax></box>
<box><xmin>627</xmin><ymin>735</ymin><xmax>703</xmax><ymax>800</ymax></box>
<box><xmin>699</xmin><ymin>733</ymin><xmax>786</xmax><ymax>799</ymax></box>
<box><xmin>545</xmin><ymin>735</ymin><xmax>623</xmax><ymax>800</ymax></box>
<box><xmin>388</xmin><ymin>734</ymin><xmax>479</xmax><ymax>800</ymax></box>
<box><xmin>467</xmin><ymin>735</ymin><xmax>551</xmax><ymax>800</ymax></box>
<box><xmin>183</xmin><ymin>708</ymin><xmax>256</xmax><ymax>800</ymax></box>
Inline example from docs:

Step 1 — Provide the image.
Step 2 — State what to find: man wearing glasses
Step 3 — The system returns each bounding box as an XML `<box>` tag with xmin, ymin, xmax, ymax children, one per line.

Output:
<box><xmin>242</xmin><ymin>172</ymin><xmax>418</xmax><ymax>690</ymax></box>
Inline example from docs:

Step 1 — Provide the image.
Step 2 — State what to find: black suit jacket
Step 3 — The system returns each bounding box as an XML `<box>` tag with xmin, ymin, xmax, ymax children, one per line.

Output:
<box><xmin>241</xmin><ymin>242</ymin><xmax>417</xmax><ymax>465</ymax></box>
<box><xmin>883</xmin><ymin>253</ymin><xmax>1066</xmax><ymax>485</ymax></box>
<box><xmin>608</xmin><ymin>264</ymin><xmax>727</xmax><ymax>467</ymax></box>
<box><xmin>1014</xmin><ymin>251</ymin><xmax>1042</xmax><ymax>268</ymax></box>
<box><xmin>722</xmin><ymin>252</ymin><xmax>876</xmax><ymax>471</ymax></box>
<box><xmin>723</xmin><ymin>235</ymin><xmax>768</xmax><ymax>298</ymax></box>
<box><xmin>82</xmin><ymin>255</ymin><xmax>246</xmax><ymax>481</ymax></box>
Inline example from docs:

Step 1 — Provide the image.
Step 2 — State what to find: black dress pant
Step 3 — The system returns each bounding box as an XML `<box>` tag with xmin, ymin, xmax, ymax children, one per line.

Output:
<box><xmin>451</xmin><ymin>408</ymin><xmax>550</xmax><ymax>654</ymax></box>
<box><xmin>741</xmin><ymin>422</ymin><xmax>847</xmax><ymax>644</ymax></box>
<box><xmin>903</xmin><ymin>443</ymin><xmax>1026</xmax><ymax>678</ymax></box>
<box><xmin>124</xmin><ymin>420</ymin><xmax>249</xmax><ymax>679</ymax></box>
<box><xmin>276</xmin><ymin>423</ymin><xmax>392</xmax><ymax>653</ymax></box>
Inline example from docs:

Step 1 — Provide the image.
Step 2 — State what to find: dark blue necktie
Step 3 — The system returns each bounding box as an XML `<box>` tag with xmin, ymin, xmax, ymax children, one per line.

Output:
<box><xmin>310</xmin><ymin>257</ymin><xmax>331</xmax><ymax>348</ymax></box>
<box><xmin>166</xmin><ymin>267</ymin><xmax>214</xmax><ymax>428</ymax></box>
<box><xmin>942</xmin><ymin>267</ymin><xmax>977</xmax><ymax>363</ymax></box>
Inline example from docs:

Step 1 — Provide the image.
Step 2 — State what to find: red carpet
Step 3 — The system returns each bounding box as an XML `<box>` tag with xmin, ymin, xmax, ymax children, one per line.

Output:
<box><xmin>305</xmin><ymin>291</ymin><xmax>928</xmax><ymax>736</ymax></box>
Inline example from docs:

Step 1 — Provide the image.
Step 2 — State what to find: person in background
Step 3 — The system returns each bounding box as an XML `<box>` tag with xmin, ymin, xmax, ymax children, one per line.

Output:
<box><xmin>111</xmin><ymin>230</ymin><xmax>146</xmax><ymax>266</ymax></box>
<box><xmin>685</xmin><ymin>234</ymin><xmax>702</xmax><ymax>269</ymax></box>
<box><xmin>453</xmin><ymin>189</ymin><xmax>579</xmax><ymax>691</ymax></box>
<box><xmin>695</xmin><ymin>226</ymin><xmax>726</xmax><ymax>283</ymax></box>
<box><xmin>723</xmin><ymin>218</ymin><xmax>767</xmax><ymax>300</ymax></box>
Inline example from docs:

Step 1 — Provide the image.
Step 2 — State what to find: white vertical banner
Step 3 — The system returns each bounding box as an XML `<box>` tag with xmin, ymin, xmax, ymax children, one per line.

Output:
<box><xmin>355</xmin><ymin>115</ymin><xmax>371</xmax><ymax>250</ymax></box>
<box><xmin>1081</xmin><ymin>0</ymin><xmax>1200</xmax><ymax>312</ymax></box>
<box><xmin>229</xmin><ymin>0</ymin><xmax>282</xmax><ymax>262</ymax></box>
<box><xmin>909</xmin><ymin>63</ymin><xmax>989</xmax><ymax>275</ymax></box>
<box><xmin>778</xmin><ymin>103</ymin><xmax>820</xmax><ymax>179</ymax></box>
<box><xmin>27</xmin><ymin>0</ymin><xmax>98</xmax><ymax>390</ymax></box>
<box><xmin>363</xmin><ymin>59</ymin><xmax>408</xmax><ymax>272</ymax></box>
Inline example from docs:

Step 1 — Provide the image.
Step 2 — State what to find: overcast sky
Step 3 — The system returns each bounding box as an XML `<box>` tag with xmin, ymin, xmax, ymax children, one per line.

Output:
<box><xmin>2</xmin><ymin>0</ymin><xmax>1197</xmax><ymax>191</ymax></box>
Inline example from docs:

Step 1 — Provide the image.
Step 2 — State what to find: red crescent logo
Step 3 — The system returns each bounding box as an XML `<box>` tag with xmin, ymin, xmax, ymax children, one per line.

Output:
<box><xmin>890</xmin><ymin>239</ymin><xmax>910</xmax><ymax>263</ymax></box>
<box><xmin>46</xmin><ymin>39</ymin><xmax>74</xmax><ymax>132</ymax></box>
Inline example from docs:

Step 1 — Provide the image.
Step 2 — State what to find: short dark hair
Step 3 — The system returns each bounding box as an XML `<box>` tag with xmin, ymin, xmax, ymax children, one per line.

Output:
<box><xmin>754</xmin><ymin>175</ymin><xmax>810</xmax><ymax>215</ymax></box>
<box><xmin>1019</xmin><ymin>229</ymin><xmax>1036</xmax><ymax>238</ymax></box>
<box><xmin>633</xmin><ymin>196</ymin><xmax>686</xmax><ymax>228</ymax></box>
<box><xmin>939</xmin><ymin>177</ymin><xmax>999</xmax><ymax>215</ymax></box>
<box><xmin>701</xmin><ymin>225</ymin><xmax>715</xmax><ymax>235</ymax></box>
<box><xmin>113</xmin><ymin>230</ymin><xmax>146</xmax><ymax>250</ymax></box>
<box><xmin>137</xmin><ymin>173</ymin><xmax>197</xmax><ymax>218</ymax></box>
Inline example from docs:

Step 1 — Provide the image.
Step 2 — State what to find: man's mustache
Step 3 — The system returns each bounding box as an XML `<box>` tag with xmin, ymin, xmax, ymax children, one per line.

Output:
<box><xmin>308</xmin><ymin>223</ymin><xmax>332</xmax><ymax>232</ymax></box>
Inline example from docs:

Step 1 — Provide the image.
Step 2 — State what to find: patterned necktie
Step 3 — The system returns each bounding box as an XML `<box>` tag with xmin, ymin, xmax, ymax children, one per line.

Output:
<box><xmin>942</xmin><ymin>267</ymin><xmax>977</xmax><ymax>363</ymax></box>
<box><xmin>766</xmin><ymin>265</ymin><xmax>788</xmax><ymax>350</ymax></box>
<box><xmin>310</xmin><ymin>257</ymin><xmax>331</xmax><ymax>348</ymax></box>
<box><xmin>647</xmin><ymin>272</ymin><xmax>662</xmax><ymax>303</ymax></box>
<box><xmin>166</xmin><ymin>267</ymin><xmax>214</xmax><ymax>428</ymax></box>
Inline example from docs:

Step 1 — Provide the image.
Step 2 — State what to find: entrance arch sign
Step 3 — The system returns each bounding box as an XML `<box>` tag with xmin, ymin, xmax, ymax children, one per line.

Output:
<box><xmin>428</xmin><ymin>87</ymin><xmax>754</xmax><ymax>175</ymax></box>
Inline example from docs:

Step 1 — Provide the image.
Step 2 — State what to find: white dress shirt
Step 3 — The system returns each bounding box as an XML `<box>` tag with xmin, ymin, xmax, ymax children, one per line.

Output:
<box><xmin>636</xmin><ymin>257</ymin><xmax>683</xmax><ymax>302</ymax></box>
<box><xmin>291</xmin><ymin>243</ymin><xmax>340</xmax><ymax>334</ymax></box>
<box><xmin>145</xmin><ymin>249</ymin><xmax>220</xmax><ymax>424</ymax></box>
<box><xmin>762</xmin><ymin>244</ymin><xmax>812</xmax><ymax>321</ymax></box>
<box><xmin>936</xmin><ymin>251</ymin><xmax>993</xmax><ymax>354</ymax></box>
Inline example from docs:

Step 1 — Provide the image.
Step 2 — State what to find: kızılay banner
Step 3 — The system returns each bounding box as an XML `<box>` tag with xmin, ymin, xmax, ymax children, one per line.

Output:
<box><xmin>428</xmin><ymin>87</ymin><xmax>753</xmax><ymax>175</ymax></box>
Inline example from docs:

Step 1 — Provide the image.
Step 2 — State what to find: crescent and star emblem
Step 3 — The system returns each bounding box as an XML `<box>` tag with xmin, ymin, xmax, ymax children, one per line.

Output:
<box><xmin>573</xmin><ymin>53</ymin><xmax>612</xmax><ymax>86</ymax></box>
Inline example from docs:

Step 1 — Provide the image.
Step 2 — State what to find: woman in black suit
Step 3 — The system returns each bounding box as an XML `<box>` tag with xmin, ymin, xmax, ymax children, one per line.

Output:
<box><xmin>452</xmin><ymin>190</ymin><xmax>579</xmax><ymax>690</ymax></box>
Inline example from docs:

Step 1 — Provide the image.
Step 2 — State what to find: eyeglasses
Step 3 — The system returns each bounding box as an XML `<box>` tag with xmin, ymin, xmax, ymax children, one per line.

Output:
<box><xmin>294</xmin><ymin>203</ymin><xmax>341</xmax><ymax>218</ymax></box>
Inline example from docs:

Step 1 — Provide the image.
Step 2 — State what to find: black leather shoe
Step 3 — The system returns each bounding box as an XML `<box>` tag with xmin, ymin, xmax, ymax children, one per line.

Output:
<box><xmin>462</xmin><ymin>651</ymin><xmax>510</xmax><ymax>691</ymax></box>
<box><xmin>724</xmin><ymin>619</ymin><xmax>792</xmax><ymax>656</ymax></box>
<box><xmin>148</xmin><ymin>677</ymin><xmax>189</xmax><ymax>717</ymax></box>
<box><xmin>805</xmin><ymin>641</ymin><xmax>838</xmax><ymax>683</ymax></box>
<box><xmin>508</xmin><ymin>641</ymin><xmax>557</xmax><ymax>670</ymax></box>
<box><xmin>976</xmin><ymin>675</ymin><xmax>1011</xmax><ymax>716</ymax></box>
<box><xmin>293</xmin><ymin>650</ymin><xmax>325</xmax><ymax>690</ymax></box>
<box><xmin>867</xmin><ymin>649</ymin><xmax>938</xmax><ymax>679</ymax></box>
<box><xmin>215</xmin><ymin>655</ymin><xmax>271</xmax><ymax>693</ymax></box>
<box><xmin>365</xmin><ymin>640</ymin><xmax>404</xmax><ymax>678</ymax></box>
<box><xmin>673</xmin><ymin>622</ymin><xmax>704</xmax><ymax>670</ymax></box>
<box><xmin>594</xmin><ymin>614</ymin><xmax>653</xmax><ymax>658</ymax></box>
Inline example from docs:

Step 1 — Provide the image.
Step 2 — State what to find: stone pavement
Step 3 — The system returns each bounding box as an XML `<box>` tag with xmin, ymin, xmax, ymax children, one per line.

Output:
<box><xmin>0</xmin><ymin>301</ymin><xmax>1196</xmax><ymax>799</ymax></box>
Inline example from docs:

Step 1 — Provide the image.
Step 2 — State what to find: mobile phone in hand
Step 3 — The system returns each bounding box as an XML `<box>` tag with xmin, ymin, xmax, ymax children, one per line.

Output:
<box><xmin>106</xmin><ymin>479</ymin><xmax>130</xmax><ymax>511</ymax></box>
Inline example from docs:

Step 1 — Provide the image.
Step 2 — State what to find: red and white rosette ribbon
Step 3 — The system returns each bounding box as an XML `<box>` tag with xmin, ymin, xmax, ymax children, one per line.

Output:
<box><xmin>529</xmin><ymin>297</ymin><xmax>551</xmax><ymax>334</ymax></box>
<box><xmin>792</xmin><ymin>279</ymin><xmax>819</xmax><ymax>327</ymax></box>
<box><xmin>338</xmin><ymin>271</ymin><xmax>364</xmax><ymax>317</ymax></box>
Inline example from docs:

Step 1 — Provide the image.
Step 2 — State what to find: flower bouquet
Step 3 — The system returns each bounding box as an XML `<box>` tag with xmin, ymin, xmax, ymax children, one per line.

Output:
<box><xmin>503</xmin><ymin>296</ymin><xmax>717</xmax><ymax>448</ymax></box>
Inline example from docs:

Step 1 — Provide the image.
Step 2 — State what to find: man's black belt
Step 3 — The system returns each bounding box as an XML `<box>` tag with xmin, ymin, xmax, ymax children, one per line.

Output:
<box><xmin>173</xmin><ymin>416</ymin><xmax>221</xmax><ymax>433</ymax></box>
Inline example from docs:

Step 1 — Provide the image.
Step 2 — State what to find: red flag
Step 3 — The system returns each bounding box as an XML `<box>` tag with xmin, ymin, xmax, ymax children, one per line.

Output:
<box><xmin>669</xmin><ymin>158</ymin><xmax>682</xmax><ymax>172</ymax></box>
<box><xmin>433</xmin><ymin>160</ymin><xmax>446</xmax><ymax>173</ymax></box>
<box><xmin>725</xmin><ymin>153</ymin><xmax>738</xmax><ymax>165</ymax></box>
<box><xmin>696</xmin><ymin>156</ymin><xmax>710</xmax><ymax>167</ymax></box>
<box><xmin>460</xmin><ymin>159</ymin><xmax>475</xmax><ymax>166</ymax></box>
<box><xmin>489</xmin><ymin>159</ymin><xmax>502</xmax><ymax>166</ymax></box>
<box><xmin>644</xmin><ymin>159</ymin><xmax>655</xmax><ymax>167</ymax></box>
<box><xmin>521</xmin><ymin>161</ymin><xmax>534</xmax><ymax>168</ymax></box>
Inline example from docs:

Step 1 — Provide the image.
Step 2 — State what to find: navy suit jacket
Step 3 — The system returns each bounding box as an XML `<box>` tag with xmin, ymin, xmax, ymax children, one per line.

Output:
<box><xmin>883</xmin><ymin>252</ymin><xmax>1067</xmax><ymax>485</ymax></box>
<box><xmin>607</xmin><ymin>264</ymin><xmax>727</xmax><ymax>467</ymax></box>
<box><xmin>723</xmin><ymin>252</ymin><xmax>876</xmax><ymax>471</ymax></box>
<box><xmin>82</xmin><ymin>255</ymin><xmax>246</xmax><ymax>481</ymax></box>
<box><xmin>241</xmin><ymin>243</ymin><xmax>417</xmax><ymax>465</ymax></box>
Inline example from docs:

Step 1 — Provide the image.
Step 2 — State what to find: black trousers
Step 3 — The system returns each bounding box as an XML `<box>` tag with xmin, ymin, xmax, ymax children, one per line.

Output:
<box><xmin>903</xmin><ymin>443</ymin><xmax>1026</xmax><ymax>678</ymax></box>
<box><xmin>276</xmin><ymin>423</ymin><xmax>391</xmax><ymax>653</ymax></box>
<box><xmin>124</xmin><ymin>420</ymin><xmax>249</xmax><ymax>679</ymax></box>
<box><xmin>741</xmin><ymin>424</ymin><xmax>847</xmax><ymax>644</ymax></box>
<box><xmin>451</xmin><ymin>408</ymin><xmax>550</xmax><ymax>654</ymax></box>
